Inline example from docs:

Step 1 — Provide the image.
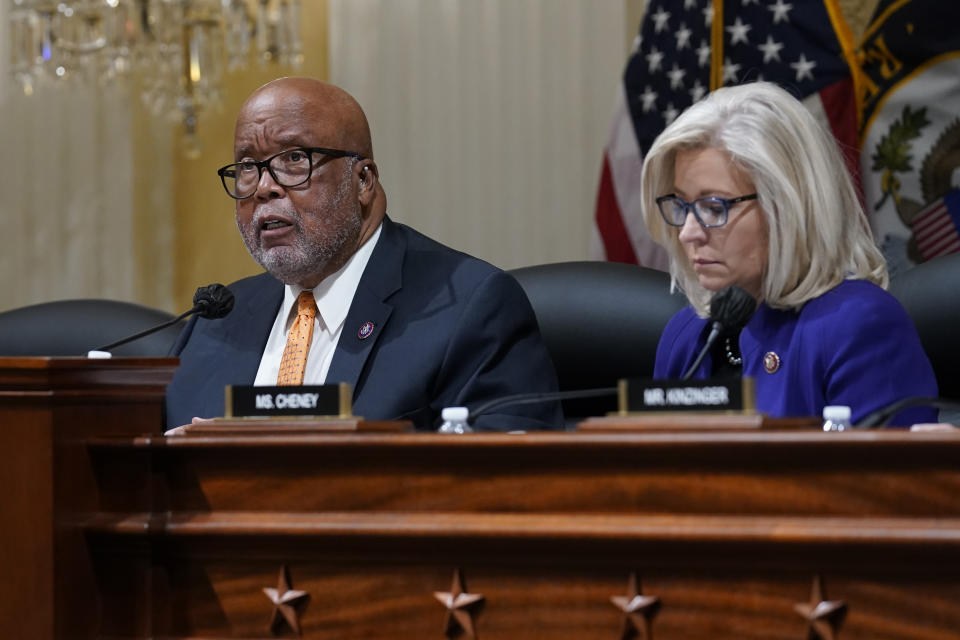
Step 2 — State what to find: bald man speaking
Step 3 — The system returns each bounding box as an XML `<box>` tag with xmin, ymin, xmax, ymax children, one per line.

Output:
<box><xmin>165</xmin><ymin>78</ymin><xmax>562</xmax><ymax>431</ymax></box>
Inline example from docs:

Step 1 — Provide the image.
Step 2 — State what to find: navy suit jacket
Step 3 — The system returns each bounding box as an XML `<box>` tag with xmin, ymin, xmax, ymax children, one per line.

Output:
<box><xmin>165</xmin><ymin>217</ymin><xmax>562</xmax><ymax>431</ymax></box>
<box><xmin>654</xmin><ymin>280</ymin><xmax>938</xmax><ymax>426</ymax></box>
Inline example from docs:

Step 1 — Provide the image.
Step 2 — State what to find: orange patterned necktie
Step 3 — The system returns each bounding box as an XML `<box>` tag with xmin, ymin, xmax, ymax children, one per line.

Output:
<box><xmin>277</xmin><ymin>291</ymin><xmax>317</xmax><ymax>386</ymax></box>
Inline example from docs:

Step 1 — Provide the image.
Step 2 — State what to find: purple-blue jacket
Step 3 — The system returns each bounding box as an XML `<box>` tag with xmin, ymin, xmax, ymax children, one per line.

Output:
<box><xmin>654</xmin><ymin>280</ymin><xmax>938</xmax><ymax>426</ymax></box>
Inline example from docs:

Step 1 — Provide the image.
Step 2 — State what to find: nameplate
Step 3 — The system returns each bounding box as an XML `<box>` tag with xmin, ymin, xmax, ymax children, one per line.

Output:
<box><xmin>224</xmin><ymin>383</ymin><xmax>353</xmax><ymax>418</ymax></box>
<box><xmin>617</xmin><ymin>377</ymin><xmax>756</xmax><ymax>414</ymax></box>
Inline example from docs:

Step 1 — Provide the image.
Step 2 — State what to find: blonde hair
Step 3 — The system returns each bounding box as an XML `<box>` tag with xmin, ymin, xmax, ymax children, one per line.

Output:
<box><xmin>641</xmin><ymin>81</ymin><xmax>886</xmax><ymax>316</ymax></box>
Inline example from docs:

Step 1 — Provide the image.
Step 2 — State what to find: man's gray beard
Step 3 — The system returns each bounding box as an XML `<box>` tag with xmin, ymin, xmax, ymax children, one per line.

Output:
<box><xmin>239</xmin><ymin>166</ymin><xmax>362</xmax><ymax>285</ymax></box>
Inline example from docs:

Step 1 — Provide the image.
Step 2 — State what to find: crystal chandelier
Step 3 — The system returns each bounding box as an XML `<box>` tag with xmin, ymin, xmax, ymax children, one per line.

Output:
<box><xmin>8</xmin><ymin>0</ymin><xmax>303</xmax><ymax>140</ymax></box>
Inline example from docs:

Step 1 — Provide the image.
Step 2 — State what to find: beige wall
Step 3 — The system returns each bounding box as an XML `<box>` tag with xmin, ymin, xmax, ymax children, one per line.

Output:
<box><xmin>163</xmin><ymin>2</ymin><xmax>329</xmax><ymax>311</ymax></box>
<box><xmin>329</xmin><ymin>1</ymin><xmax>630</xmax><ymax>273</ymax></box>
<box><xmin>158</xmin><ymin>0</ymin><xmax>880</xmax><ymax>312</ymax></box>
<box><xmin>626</xmin><ymin>0</ymin><xmax>644</xmax><ymax>49</ymax></box>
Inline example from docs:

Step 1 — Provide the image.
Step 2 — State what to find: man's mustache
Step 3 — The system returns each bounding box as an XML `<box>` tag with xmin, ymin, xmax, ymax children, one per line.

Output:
<box><xmin>250</xmin><ymin>207</ymin><xmax>301</xmax><ymax>230</ymax></box>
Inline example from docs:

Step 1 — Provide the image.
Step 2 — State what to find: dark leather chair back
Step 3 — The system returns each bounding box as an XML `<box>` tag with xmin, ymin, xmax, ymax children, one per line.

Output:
<box><xmin>509</xmin><ymin>261</ymin><xmax>687</xmax><ymax>420</ymax></box>
<box><xmin>0</xmin><ymin>299</ymin><xmax>184</xmax><ymax>357</ymax></box>
<box><xmin>889</xmin><ymin>253</ymin><xmax>960</xmax><ymax>400</ymax></box>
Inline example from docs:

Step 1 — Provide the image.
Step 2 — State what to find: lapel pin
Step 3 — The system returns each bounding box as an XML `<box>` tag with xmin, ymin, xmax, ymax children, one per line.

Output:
<box><xmin>357</xmin><ymin>321</ymin><xmax>375</xmax><ymax>340</ymax></box>
<box><xmin>763</xmin><ymin>351</ymin><xmax>781</xmax><ymax>374</ymax></box>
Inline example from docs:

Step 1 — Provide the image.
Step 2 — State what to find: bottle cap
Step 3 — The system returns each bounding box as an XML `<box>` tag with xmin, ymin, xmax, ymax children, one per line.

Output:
<box><xmin>822</xmin><ymin>405</ymin><xmax>851</xmax><ymax>421</ymax></box>
<box><xmin>441</xmin><ymin>407</ymin><xmax>469</xmax><ymax>422</ymax></box>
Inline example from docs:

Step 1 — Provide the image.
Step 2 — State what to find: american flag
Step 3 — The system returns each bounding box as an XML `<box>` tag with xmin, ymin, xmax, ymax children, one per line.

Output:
<box><xmin>912</xmin><ymin>189</ymin><xmax>960</xmax><ymax>260</ymax></box>
<box><xmin>593</xmin><ymin>0</ymin><xmax>859</xmax><ymax>267</ymax></box>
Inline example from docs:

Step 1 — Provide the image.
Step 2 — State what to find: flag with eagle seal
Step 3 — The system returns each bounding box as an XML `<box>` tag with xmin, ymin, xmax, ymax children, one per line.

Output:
<box><xmin>858</xmin><ymin>0</ymin><xmax>960</xmax><ymax>277</ymax></box>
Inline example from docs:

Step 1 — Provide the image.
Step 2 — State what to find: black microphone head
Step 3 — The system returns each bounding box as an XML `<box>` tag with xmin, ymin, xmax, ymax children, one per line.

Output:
<box><xmin>709</xmin><ymin>286</ymin><xmax>757</xmax><ymax>330</ymax></box>
<box><xmin>193</xmin><ymin>284</ymin><xmax>235</xmax><ymax>319</ymax></box>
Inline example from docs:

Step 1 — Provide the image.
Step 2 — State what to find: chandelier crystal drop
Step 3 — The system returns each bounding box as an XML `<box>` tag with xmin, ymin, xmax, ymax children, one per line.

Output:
<box><xmin>8</xmin><ymin>0</ymin><xmax>303</xmax><ymax>140</ymax></box>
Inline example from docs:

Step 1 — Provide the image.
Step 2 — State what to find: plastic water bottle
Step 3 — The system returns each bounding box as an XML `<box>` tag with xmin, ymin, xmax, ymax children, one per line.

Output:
<box><xmin>822</xmin><ymin>405</ymin><xmax>852</xmax><ymax>432</ymax></box>
<box><xmin>437</xmin><ymin>407</ymin><xmax>473</xmax><ymax>434</ymax></box>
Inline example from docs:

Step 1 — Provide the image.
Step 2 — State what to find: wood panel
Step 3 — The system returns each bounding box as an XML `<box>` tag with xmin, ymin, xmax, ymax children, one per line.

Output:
<box><xmin>84</xmin><ymin>431</ymin><xmax>960</xmax><ymax>639</ymax></box>
<box><xmin>3</xmin><ymin>356</ymin><xmax>960</xmax><ymax>639</ymax></box>
<box><xmin>92</xmin><ymin>432</ymin><xmax>960</xmax><ymax>517</ymax></box>
<box><xmin>0</xmin><ymin>357</ymin><xmax>176</xmax><ymax>640</ymax></box>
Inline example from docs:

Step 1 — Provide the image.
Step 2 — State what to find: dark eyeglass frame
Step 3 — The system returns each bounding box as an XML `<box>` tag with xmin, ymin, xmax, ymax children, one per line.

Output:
<box><xmin>217</xmin><ymin>147</ymin><xmax>366</xmax><ymax>200</ymax></box>
<box><xmin>655</xmin><ymin>193</ymin><xmax>758</xmax><ymax>229</ymax></box>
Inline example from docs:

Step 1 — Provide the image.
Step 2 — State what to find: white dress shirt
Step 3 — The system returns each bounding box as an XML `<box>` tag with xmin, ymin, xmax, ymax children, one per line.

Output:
<box><xmin>254</xmin><ymin>223</ymin><xmax>383</xmax><ymax>385</ymax></box>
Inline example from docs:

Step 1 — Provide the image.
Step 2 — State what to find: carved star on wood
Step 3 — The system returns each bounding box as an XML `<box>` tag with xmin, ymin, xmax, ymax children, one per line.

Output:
<box><xmin>263</xmin><ymin>565</ymin><xmax>309</xmax><ymax>636</ymax></box>
<box><xmin>794</xmin><ymin>574</ymin><xmax>847</xmax><ymax>640</ymax></box>
<box><xmin>610</xmin><ymin>572</ymin><xmax>661</xmax><ymax>640</ymax></box>
<box><xmin>433</xmin><ymin>568</ymin><xmax>485</xmax><ymax>639</ymax></box>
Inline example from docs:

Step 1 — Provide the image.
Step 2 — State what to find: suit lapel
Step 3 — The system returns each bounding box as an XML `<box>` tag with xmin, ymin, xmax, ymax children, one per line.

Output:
<box><xmin>326</xmin><ymin>217</ymin><xmax>403</xmax><ymax>393</ymax></box>
<box><xmin>222</xmin><ymin>274</ymin><xmax>284</xmax><ymax>383</ymax></box>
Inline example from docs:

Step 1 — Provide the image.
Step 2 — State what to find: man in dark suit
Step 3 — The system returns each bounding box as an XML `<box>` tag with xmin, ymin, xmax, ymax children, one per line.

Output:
<box><xmin>165</xmin><ymin>77</ymin><xmax>561</xmax><ymax>431</ymax></box>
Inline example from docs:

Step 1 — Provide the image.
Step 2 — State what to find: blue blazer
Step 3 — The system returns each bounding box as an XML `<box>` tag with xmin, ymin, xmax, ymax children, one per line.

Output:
<box><xmin>165</xmin><ymin>217</ymin><xmax>562</xmax><ymax>431</ymax></box>
<box><xmin>654</xmin><ymin>280</ymin><xmax>938</xmax><ymax>426</ymax></box>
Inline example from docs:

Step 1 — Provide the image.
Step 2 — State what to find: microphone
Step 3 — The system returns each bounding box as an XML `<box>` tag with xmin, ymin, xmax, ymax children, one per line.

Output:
<box><xmin>856</xmin><ymin>396</ymin><xmax>960</xmax><ymax>428</ymax></box>
<box><xmin>437</xmin><ymin>386</ymin><xmax>619</xmax><ymax>430</ymax></box>
<box><xmin>90</xmin><ymin>284</ymin><xmax>235</xmax><ymax>354</ymax></box>
<box><xmin>681</xmin><ymin>286</ymin><xmax>757</xmax><ymax>380</ymax></box>
<box><xmin>190</xmin><ymin>283</ymin><xmax>236</xmax><ymax>320</ymax></box>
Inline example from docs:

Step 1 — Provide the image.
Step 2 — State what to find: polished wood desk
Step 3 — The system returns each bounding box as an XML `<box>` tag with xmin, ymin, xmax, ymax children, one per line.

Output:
<box><xmin>2</xmin><ymin>357</ymin><xmax>959</xmax><ymax>639</ymax></box>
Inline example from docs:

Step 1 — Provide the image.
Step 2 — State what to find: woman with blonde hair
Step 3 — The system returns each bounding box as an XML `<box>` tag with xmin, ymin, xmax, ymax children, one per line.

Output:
<box><xmin>642</xmin><ymin>81</ymin><xmax>936</xmax><ymax>425</ymax></box>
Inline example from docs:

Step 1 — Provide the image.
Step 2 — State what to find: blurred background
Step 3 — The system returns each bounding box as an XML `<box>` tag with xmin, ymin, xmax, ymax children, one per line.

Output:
<box><xmin>0</xmin><ymin>0</ymin><xmax>878</xmax><ymax>313</ymax></box>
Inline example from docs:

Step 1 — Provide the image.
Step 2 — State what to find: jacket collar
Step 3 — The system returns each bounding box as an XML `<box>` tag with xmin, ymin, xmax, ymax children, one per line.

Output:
<box><xmin>325</xmin><ymin>215</ymin><xmax>403</xmax><ymax>394</ymax></box>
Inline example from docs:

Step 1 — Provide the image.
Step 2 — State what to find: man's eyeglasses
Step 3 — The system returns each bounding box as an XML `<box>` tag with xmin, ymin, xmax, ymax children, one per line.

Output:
<box><xmin>217</xmin><ymin>147</ymin><xmax>365</xmax><ymax>199</ymax></box>
<box><xmin>655</xmin><ymin>193</ymin><xmax>758</xmax><ymax>229</ymax></box>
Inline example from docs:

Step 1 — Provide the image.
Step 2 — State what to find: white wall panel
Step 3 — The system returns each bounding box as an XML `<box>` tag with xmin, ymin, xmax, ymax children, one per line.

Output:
<box><xmin>329</xmin><ymin>0</ymin><xmax>627</xmax><ymax>269</ymax></box>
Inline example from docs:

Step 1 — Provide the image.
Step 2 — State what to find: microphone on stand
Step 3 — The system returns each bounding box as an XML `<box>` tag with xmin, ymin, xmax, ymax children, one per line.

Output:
<box><xmin>88</xmin><ymin>284</ymin><xmax>235</xmax><ymax>356</ymax></box>
<box><xmin>469</xmin><ymin>387</ymin><xmax>618</xmax><ymax>426</ymax></box>
<box><xmin>681</xmin><ymin>286</ymin><xmax>757</xmax><ymax>380</ymax></box>
<box><xmin>437</xmin><ymin>386</ymin><xmax>618</xmax><ymax>432</ymax></box>
<box><xmin>856</xmin><ymin>396</ymin><xmax>960</xmax><ymax>428</ymax></box>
